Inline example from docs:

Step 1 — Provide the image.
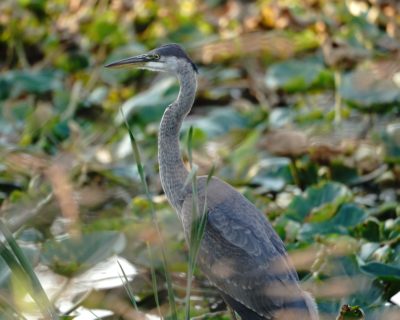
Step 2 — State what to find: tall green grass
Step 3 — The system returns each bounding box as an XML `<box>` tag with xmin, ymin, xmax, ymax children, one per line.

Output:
<box><xmin>184</xmin><ymin>127</ymin><xmax>213</xmax><ymax>320</ymax></box>
<box><xmin>121</xmin><ymin>109</ymin><xmax>178</xmax><ymax>319</ymax></box>
<box><xmin>121</xmin><ymin>111</ymin><xmax>213</xmax><ymax>319</ymax></box>
<box><xmin>0</xmin><ymin>219</ymin><xmax>58</xmax><ymax>319</ymax></box>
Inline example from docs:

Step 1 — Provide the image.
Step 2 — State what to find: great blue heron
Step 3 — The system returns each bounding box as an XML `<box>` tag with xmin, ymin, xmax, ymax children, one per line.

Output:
<box><xmin>105</xmin><ymin>44</ymin><xmax>319</xmax><ymax>320</ymax></box>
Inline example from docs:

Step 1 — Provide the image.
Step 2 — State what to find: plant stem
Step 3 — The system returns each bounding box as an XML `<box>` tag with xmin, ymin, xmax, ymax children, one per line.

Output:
<box><xmin>334</xmin><ymin>70</ymin><xmax>342</xmax><ymax>123</ymax></box>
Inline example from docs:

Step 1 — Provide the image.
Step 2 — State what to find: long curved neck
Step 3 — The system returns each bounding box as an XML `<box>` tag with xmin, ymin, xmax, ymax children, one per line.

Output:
<box><xmin>158</xmin><ymin>65</ymin><xmax>197</xmax><ymax>211</ymax></box>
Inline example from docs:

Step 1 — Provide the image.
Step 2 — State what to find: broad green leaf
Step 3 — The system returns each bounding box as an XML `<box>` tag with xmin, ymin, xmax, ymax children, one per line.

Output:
<box><xmin>252</xmin><ymin>157</ymin><xmax>293</xmax><ymax>192</ymax></box>
<box><xmin>41</xmin><ymin>231</ymin><xmax>126</xmax><ymax>277</ymax></box>
<box><xmin>360</xmin><ymin>262</ymin><xmax>400</xmax><ymax>281</ymax></box>
<box><xmin>299</xmin><ymin>203</ymin><xmax>367</xmax><ymax>241</ymax></box>
<box><xmin>355</xmin><ymin>218</ymin><xmax>381</xmax><ymax>242</ymax></box>
<box><xmin>340</xmin><ymin>60</ymin><xmax>400</xmax><ymax>112</ymax></box>
<box><xmin>114</xmin><ymin>77</ymin><xmax>179</xmax><ymax>126</ymax></box>
<box><xmin>182</xmin><ymin>108</ymin><xmax>250</xmax><ymax>139</ymax></box>
<box><xmin>285</xmin><ymin>182</ymin><xmax>352</xmax><ymax>222</ymax></box>
<box><xmin>265</xmin><ymin>58</ymin><xmax>333</xmax><ymax>93</ymax></box>
<box><xmin>381</xmin><ymin>123</ymin><xmax>400</xmax><ymax>163</ymax></box>
<box><xmin>0</xmin><ymin>69</ymin><xmax>63</xmax><ymax>98</ymax></box>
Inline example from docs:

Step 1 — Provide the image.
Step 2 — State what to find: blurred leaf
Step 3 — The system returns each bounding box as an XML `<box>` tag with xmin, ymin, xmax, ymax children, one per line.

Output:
<box><xmin>381</xmin><ymin>123</ymin><xmax>400</xmax><ymax>163</ymax></box>
<box><xmin>18</xmin><ymin>0</ymin><xmax>47</xmax><ymax>18</ymax></box>
<box><xmin>252</xmin><ymin>157</ymin><xmax>292</xmax><ymax>192</ymax></box>
<box><xmin>17</xmin><ymin>228</ymin><xmax>44</xmax><ymax>243</ymax></box>
<box><xmin>299</xmin><ymin>203</ymin><xmax>367</xmax><ymax>241</ymax></box>
<box><xmin>55</xmin><ymin>51</ymin><xmax>89</xmax><ymax>73</ymax></box>
<box><xmin>360</xmin><ymin>262</ymin><xmax>400</xmax><ymax>281</ymax></box>
<box><xmin>182</xmin><ymin>108</ymin><xmax>250</xmax><ymax>139</ymax></box>
<box><xmin>330</xmin><ymin>162</ymin><xmax>360</xmax><ymax>184</ymax></box>
<box><xmin>265</xmin><ymin>58</ymin><xmax>333</xmax><ymax>92</ymax></box>
<box><xmin>85</xmin><ymin>13</ymin><xmax>126</xmax><ymax>46</ymax></box>
<box><xmin>268</xmin><ymin>108</ymin><xmax>294</xmax><ymax>129</ymax></box>
<box><xmin>340</xmin><ymin>59</ymin><xmax>400</xmax><ymax>112</ymax></box>
<box><xmin>285</xmin><ymin>182</ymin><xmax>352</xmax><ymax>222</ymax></box>
<box><xmin>355</xmin><ymin>218</ymin><xmax>381</xmax><ymax>242</ymax></box>
<box><xmin>41</xmin><ymin>231</ymin><xmax>126</xmax><ymax>277</ymax></box>
<box><xmin>0</xmin><ymin>69</ymin><xmax>63</xmax><ymax>98</ymax></box>
<box><xmin>86</xmin><ymin>86</ymin><xmax>109</xmax><ymax>106</ymax></box>
<box><xmin>0</xmin><ymin>256</ymin><xmax>11</xmax><ymax>288</ymax></box>
<box><xmin>359</xmin><ymin>242</ymin><xmax>381</xmax><ymax>261</ymax></box>
<box><xmin>115</xmin><ymin>77</ymin><xmax>179</xmax><ymax>126</ymax></box>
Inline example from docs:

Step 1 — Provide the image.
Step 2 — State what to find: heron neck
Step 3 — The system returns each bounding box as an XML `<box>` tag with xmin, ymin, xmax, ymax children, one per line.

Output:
<box><xmin>158</xmin><ymin>66</ymin><xmax>197</xmax><ymax>211</ymax></box>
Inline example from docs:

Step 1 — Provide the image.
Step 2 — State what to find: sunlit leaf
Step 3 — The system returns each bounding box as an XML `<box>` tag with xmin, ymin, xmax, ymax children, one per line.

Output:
<box><xmin>299</xmin><ymin>203</ymin><xmax>367</xmax><ymax>241</ymax></box>
<box><xmin>285</xmin><ymin>182</ymin><xmax>352</xmax><ymax>222</ymax></box>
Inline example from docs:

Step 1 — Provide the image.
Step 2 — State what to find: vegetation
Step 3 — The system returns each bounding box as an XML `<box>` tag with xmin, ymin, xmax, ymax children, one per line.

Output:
<box><xmin>0</xmin><ymin>0</ymin><xmax>400</xmax><ymax>319</ymax></box>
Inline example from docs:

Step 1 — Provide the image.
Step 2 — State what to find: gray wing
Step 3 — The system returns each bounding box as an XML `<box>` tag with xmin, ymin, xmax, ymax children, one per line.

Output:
<box><xmin>181</xmin><ymin>177</ymin><xmax>304</xmax><ymax>319</ymax></box>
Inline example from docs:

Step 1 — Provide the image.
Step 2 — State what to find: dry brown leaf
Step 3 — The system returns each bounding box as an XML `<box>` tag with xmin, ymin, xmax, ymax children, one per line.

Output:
<box><xmin>262</xmin><ymin>129</ymin><xmax>308</xmax><ymax>158</ymax></box>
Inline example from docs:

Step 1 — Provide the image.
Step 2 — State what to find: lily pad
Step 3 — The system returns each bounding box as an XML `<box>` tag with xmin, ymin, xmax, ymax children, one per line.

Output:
<box><xmin>359</xmin><ymin>262</ymin><xmax>400</xmax><ymax>281</ymax></box>
<box><xmin>182</xmin><ymin>107</ymin><xmax>250</xmax><ymax>140</ymax></box>
<box><xmin>299</xmin><ymin>203</ymin><xmax>367</xmax><ymax>241</ymax></box>
<box><xmin>252</xmin><ymin>157</ymin><xmax>293</xmax><ymax>192</ymax></box>
<box><xmin>114</xmin><ymin>77</ymin><xmax>179</xmax><ymax>126</ymax></box>
<box><xmin>285</xmin><ymin>182</ymin><xmax>352</xmax><ymax>222</ymax></box>
<box><xmin>265</xmin><ymin>58</ymin><xmax>333</xmax><ymax>93</ymax></box>
<box><xmin>340</xmin><ymin>60</ymin><xmax>400</xmax><ymax>112</ymax></box>
<box><xmin>41</xmin><ymin>231</ymin><xmax>126</xmax><ymax>277</ymax></box>
<box><xmin>0</xmin><ymin>69</ymin><xmax>63</xmax><ymax>99</ymax></box>
<box><xmin>381</xmin><ymin>123</ymin><xmax>400</xmax><ymax>163</ymax></box>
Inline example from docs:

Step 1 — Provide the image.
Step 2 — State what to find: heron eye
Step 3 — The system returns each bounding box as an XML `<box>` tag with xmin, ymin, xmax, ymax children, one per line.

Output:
<box><xmin>151</xmin><ymin>54</ymin><xmax>160</xmax><ymax>60</ymax></box>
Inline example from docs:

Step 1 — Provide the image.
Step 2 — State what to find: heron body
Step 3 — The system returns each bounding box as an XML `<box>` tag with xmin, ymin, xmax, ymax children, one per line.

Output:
<box><xmin>106</xmin><ymin>44</ymin><xmax>319</xmax><ymax>320</ymax></box>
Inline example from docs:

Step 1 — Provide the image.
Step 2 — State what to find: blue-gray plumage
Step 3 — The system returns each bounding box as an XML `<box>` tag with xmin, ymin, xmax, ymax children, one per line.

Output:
<box><xmin>105</xmin><ymin>44</ymin><xmax>319</xmax><ymax>319</ymax></box>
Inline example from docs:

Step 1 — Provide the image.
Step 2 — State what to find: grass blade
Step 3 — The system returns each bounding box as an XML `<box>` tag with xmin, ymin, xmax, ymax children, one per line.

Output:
<box><xmin>0</xmin><ymin>221</ymin><xmax>57</xmax><ymax>319</ymax></box>
<box><xmin>117</xmin><ymin>259</ymin><xmax>139</xmax><ymax>312</ymax></box>
<box><xmin>184</xmin><ymin>129</ymin><xmax>214</xmax><ymax>319</ymax></box>
<box><xmin>120</xmin><ymin>109</ymin><xmax>177</xmax><ymax>319</ymax></box>
<box><xmin>187</xmin><ymin>126</ymin><xmax>194</xmax><ymax>168</ymax></box>
<box><xmin>147</xmin><ymin>243</ymin><xmax>161</xmax><ymax>317</ymax></box>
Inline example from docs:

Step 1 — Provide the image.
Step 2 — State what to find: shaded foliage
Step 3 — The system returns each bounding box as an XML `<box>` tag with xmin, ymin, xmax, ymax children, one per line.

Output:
<box><xmin>0</xmin><ymin>0</ymin><xmax>400</xmax><ymax>319</ymax></box>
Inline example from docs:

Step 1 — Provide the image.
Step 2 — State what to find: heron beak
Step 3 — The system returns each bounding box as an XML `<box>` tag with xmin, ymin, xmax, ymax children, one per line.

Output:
<box><xmin>104</xmin><ymin>55</ymin><xmax>148</xmax><ymax>68</ymax></box>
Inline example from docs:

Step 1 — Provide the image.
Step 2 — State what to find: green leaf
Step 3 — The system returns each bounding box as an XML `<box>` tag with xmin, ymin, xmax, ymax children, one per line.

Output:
<box><xmin>115</xmin><ymin>77</ymin><xmax>179</xmax><ymax>126</ymax></box>
<box><xmin>252</xmin><ymin>157</ymin><xmax>293</xmax><ymax>192</ymax></box>
<box><xmin>41</xmin><ymin>231</ymin><xmax>126</xmax><ymax>277</ymax></box>
<box><xmin>182</xmin><ymin>108</ymin><xmax>250</xmax><ymax>139</ymax></box>
<box><xmin>1</xmin><ymin>69</ymin><xmax>63</xmax><ymax>98</ymax></box>
<box><xmin>285</xmin><ymin>182</ymin><xmax>352</xmax><ymax>222</ymax></box>
<box><xmin>265</xmin><ymin>58</ymin><xmax>333</xmax><ymax>93</ymax></box>
<box><xmin>355</xmin><ymin>218</ymin><xmax>381</xmax><ymax>242</ymax></box>
<box><xmin>299</xmin><ymin>203</ymin><xmax>367</xmax><ymax>241</ymax></box>
<box><xmin>381</xmin><ymin>123</ymin><xmax>400</xmax><ymax>163</ymax></box>
<box><xmin>360</xmin><ymin>262</ymin><xmax>400</xmax><ymax>281</ymax></box>
<box><xmin>340</xmin><ymin>61</ymin><xmax>400</xmax><ymax>112</ymax></box>
<box><xmin>0</xmin><ymin>255</ymin><xmax>11</xmax><ymax>288</ymax></box>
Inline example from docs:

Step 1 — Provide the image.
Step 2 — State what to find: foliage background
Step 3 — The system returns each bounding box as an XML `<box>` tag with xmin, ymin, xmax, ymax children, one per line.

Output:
<box><xmin>1</xmin><ymin>0</ymin><xmax>400</xmax><ymax>319</ymax></box>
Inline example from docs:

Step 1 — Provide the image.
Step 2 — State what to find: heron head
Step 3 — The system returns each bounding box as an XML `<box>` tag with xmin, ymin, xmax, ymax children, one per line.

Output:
<box><xmin>105</xmin><ymin>43</ymin><xmax>198</xmax><ymax>74</ymax></box>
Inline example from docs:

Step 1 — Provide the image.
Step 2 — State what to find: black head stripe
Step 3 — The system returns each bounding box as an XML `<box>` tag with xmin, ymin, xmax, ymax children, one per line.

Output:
<box><xmin>154</xmin><ymin>44</ymin><xmax>198</xmax><ymax>73</ymax></box>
